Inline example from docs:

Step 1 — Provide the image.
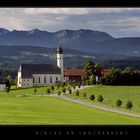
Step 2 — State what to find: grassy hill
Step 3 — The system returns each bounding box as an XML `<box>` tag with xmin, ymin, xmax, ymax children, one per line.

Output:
<box><xmin>66</xmin><ymin>85</ymin><xmax>140</xmax><ymax>114</ymax></box>
<box><xmin>0</xmin><ymin>86</ymin><xmax>140</xmax><ymax>124</ymax></box>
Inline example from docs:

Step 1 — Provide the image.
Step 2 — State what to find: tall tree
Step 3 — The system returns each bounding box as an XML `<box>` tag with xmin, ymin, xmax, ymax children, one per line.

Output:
<box><xmin>82</xmin><ymin>60</ymin><xmax>96</xmax><ymax>85</ymax></box>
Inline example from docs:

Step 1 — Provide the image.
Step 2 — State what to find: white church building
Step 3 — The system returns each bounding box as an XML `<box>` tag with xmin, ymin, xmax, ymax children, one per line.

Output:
<box><xmin>17</xmin><ymin>46</ymin><xmax>64</xmax><ymax>88</ymax></box>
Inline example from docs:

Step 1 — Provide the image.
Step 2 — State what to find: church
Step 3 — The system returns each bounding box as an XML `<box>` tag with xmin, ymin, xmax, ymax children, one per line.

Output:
<box><xmin>17</xmin><ymin>46</ymin><xmax>64</xmax><ymax>88</ymax></box>
<box><xmin>17</xmin><ymin>45</ymin><xmax>85</xmax><ymax>88</ymax></box>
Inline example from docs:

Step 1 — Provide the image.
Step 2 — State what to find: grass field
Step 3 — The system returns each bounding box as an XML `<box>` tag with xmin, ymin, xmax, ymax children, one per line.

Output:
<box><xmin>0</xmin><ymin>95</ymin><xmax>140</xmax><ymax>124</ymax></box>
<box><xmin>66</xmin><ymin>85</ymin><xmax>140</xmax><ymax>114</ymax></box>
<box><xmin>9</xmin><ymin>86</ymin><xmax>63</xmax><ymax>96</ymax></box>
<box><xmin>0</xmin><ymin>86</ymin><xmax>140</xmax><ymax>124</ymax></box>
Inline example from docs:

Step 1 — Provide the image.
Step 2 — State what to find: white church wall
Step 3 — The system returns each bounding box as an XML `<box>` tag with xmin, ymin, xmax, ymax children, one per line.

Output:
<box><xmin>21</xmin><ymin>78</ymin><xmax>33</xmax><ymax>88</ymax></box>
<box><xmin>32</xmin><ymin>74</ymin><xmax>61</xmax><ymax>87</ymax></box>
<box><xmin>0</xmin><ymin>84</ymin><xmax>6</xmax><ymax>91</ymax></box>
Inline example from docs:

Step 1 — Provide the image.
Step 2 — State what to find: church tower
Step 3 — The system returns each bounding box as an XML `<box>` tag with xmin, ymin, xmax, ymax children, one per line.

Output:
<box><xmin>56</xmin><ymin>44</ymin><xmax>64</xmax><ymax>82</ymax></box>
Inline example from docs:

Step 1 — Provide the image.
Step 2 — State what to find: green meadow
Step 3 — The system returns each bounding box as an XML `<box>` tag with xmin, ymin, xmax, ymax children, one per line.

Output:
<box><xmin>0</xmin><ymin>86</ymin><xmax>140</xmax><ymax>124</ymax></box>
<box><xmin>67</xmin><ymin>85</ymin><xmax>140</xmax><ymax>114</ymax></box>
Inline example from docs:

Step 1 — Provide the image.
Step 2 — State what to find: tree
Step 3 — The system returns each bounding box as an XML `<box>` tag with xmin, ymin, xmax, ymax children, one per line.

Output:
<box><xmin>94</xmin><ymin>63</ymin><xmax>102</xmax><ymax>77</ymax></box>
<box><xmin>99</xmin><ymin>67</ymin><xmax>140</xmax><ymax>86</ymax></box>
<box><xmin>82</xmin><ymin>60</ymin><xmax>97</xmax><ymax>85</ymax></box>
<box><xmin>89</xmin><ymin>75</ymin><xmax>96</xmax><ymax>85</ymax></box>
<box><xmin>72</xmin><ymin>85</ymin><xmax>76</xmax><ymax>90</ymax></box>
<box><xmin>98</xmin><ymin>95</ymin><xmax>104</xmax><ymax>102</ymax></box>
<box><xmin>57</xmin><ymin>83</ymin><xmax>60</xmax><ymax>89</ymax></box>
<box><xmin>83</xmin><ymin>92</ymin><xmax>86</xmax><ymax>98</ymax></box>
<box><xmin>62</xmin><ymin>87</ymin><xmax>66</xmax><ymax>94</ymax></box>
<box><xmin>75</xmin><ymin>90</ymin><xmax>79</xmax><ymax>96</ymax></box>
<box><xmin>51</xmin><ymin>86</ymin><xmax>54</xmax><ymax>93</ymax></box>
<box><xmin>126</xmin><ymin>101</ymin><xmax>133</xmax><ymax>109</ymax></box>
<box><xmin>5</xmin><ymin>75</ymin><xmax>15</xmax><ymax>86</ymax></box>
<box><xmin>6</xmin><ymin>86</ymin><xmax>10</xmax><ymax>95</ymax></box>
<box><xmin>46</xmin><ymin>87</ymin><xmax>51</xmax><ymax>94</ymax></box>
<box><xmin>122</xmin><ymin>67</ymin><xmax>134</xmax><ymax>74</ymax></box>
<box><xmin>67</xmin><ymin>87</ymin><xmax>72</xmax><ymax>94</ymax></box>
<box><xmin>5</xmin><ymin>79</ymin><xmax>10</xmax><ymax>90</ymax></box>
<box><xmin>61</xmin><ymin>82</ymin><xmax>65</xmax><ymax>88</ymax></box>
<box><xmin>90</xmin><ymin>94</ymin><xmax>95</xmax><ymax>101</ymax></box>
<box><xmin>116</xmin><ymin>99</ymin><xmax>122</xmax><ymax>107</ymax></box>
<box><xmin>33</xmin><ymin>88</ymin><xmax>37</xmax><ymax>94</ymax></box>
<box><xmin>78</xmin><ymin>83</ymin><xmax>81</xmax><ymax>88</ymax></box>
<box><xmin>57</xmin><ymin>91</ymin><xmax>61</xmax><ymax>96</ymax></box>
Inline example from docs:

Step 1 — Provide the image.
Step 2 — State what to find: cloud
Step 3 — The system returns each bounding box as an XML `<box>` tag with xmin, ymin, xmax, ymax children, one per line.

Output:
<box><xmin>0</xmin><ymin>8</ymin><xmax>140</xmax><ymax>37</ymax></box>
<box><xmin>24</xmin><ymin>8</ymin><xmax>89</xmax><ymax>15</ymax></box>
<box><xmin>23</xmin><ymin>8</ymin><xmax>140</xmax><ymax>15</ymax></box>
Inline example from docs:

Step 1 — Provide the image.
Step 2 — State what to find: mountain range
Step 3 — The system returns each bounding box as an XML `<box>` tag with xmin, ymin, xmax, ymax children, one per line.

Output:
<box><xmin>0</xmin><ymin>28</ymin><xmax>140</xmax><ymax>69</ymax></box>
<box><xmin>0</xmin><ymin>28</ymin><xmax>113</xmax><ymax>49</ymax></box>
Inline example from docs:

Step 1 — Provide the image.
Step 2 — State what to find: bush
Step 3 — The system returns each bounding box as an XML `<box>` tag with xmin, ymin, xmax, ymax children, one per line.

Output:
<box><xmin>126</xmin><ymin>101</ymin><xmax>133</xmax><ymax>109</ymax></box>
<box><xmin>61</xmin><ymin>82</ymin><xmax>65</xmax><ymax>88</ymax></box>
<box><xmin>73</xmin><ymin>86</ymin><xmax>76</xmax><ymax>90</ymax></box>
<box><xmin>57</xmin><ymin>91</ymin><xmax>61</xmax><ymax>96</ymax></box>
<box><xmin>51</xmin><ymin>86</ymin><xmax>54</xmax><ymax>90</ymax></box>
<box><xmin>68</xmin><ymin>88</ymin><xmax>72</xmax><ymax>94</ymax></box>
<box><xmin>90</xmin><ymin>94</ymin><xmax>95</xmax><ymax>101</ymax></box>
<box><xmin>75</xmin><ymin>90</ymin><xmax>79</xmax><ymax>96</ymax></box>
<box><xmin>83</xmin><ymin>92</ymin><xmax>86</xmax><ymax>98</ymax></box>
<box><xmin>33</xmin><ymin>88</ymin><xmax>37</xmax><ymax>94</ymax></box>
<box><xmin>78</xmin><ymin>83</ymin><xmax>81</xmax><ymax>88</ymax></box>
<box><xmin>98</xmin><ymin>95</ymin><xmax>104</xmax><ymax>102</ymax></box>
<box><xmin>46</xmin><ymin>87</ymin><xmax>51</xmax><ymax>94</ymax></box>
<box><xmin>51</xmin><ymin>86</ymin><xmax>54</xmax><ymax>93</ymax></box>
<box><xmin>116</xmin><ymin>99</ymin><xmax>122</xmax><ymax>107</ymax></box>
<box><xmin>57</xmin><ymin>84</ymin><xmax>60</xmax><ymax>89</ymax></box>
<box><xmin>6</xmin><ymin>86</ymin><xmax>10</xmax><ymax>95</ymax></box>
<box><xmin>62</xmin><ymin>87</ymin><xmax>66</xmax><ymax>94</ymax></box>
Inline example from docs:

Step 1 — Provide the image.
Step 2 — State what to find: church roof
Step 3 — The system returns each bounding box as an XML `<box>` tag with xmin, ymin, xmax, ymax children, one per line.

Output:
<box><xmin>20</xmin><ymin>64</ymin><xmax>61</xmax><ymax>78</ymax></box>
<box><xmin>64</xmin><ymin>68</ymin><xmax>84</xmax><ymax>76</ymax></box>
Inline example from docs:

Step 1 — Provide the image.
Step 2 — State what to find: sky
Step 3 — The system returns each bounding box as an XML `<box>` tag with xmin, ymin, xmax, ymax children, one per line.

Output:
<box><xmin>0</xmin><ymin>8</ymin><xmax>140</xmax><ymax>38</ymax></box>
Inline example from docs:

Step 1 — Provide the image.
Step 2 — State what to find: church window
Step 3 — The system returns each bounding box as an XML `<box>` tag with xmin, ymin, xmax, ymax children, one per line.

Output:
<box><xmin>44</xmin><ymin>77</ymin><xmax>46</xmax><ymax>83</ymax></box>
<box><xmin>56</xmin><ymin>77</ymin><xmax>58</xmax><ymax>81</ymax></box>
<box><xmin>50</xmin><ymin>77</ymin><xmax>52</xmax><ymax>83</ymax></box>
<box><xmin>38</xmin><ymin>77</ymin><xmax>40</xmax><ymax>83</ymax></box>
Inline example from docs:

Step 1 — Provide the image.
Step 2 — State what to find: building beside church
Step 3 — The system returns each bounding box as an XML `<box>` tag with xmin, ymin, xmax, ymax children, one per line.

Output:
<box><xmin>64</xmin><ymin>68</ymin><xmax>84</xmax><ymax>83</ymax></box>
<box><xmin>17</xmin><ymin>46</ymin><xmax>64</xmax><ymax>88</ymax></box>
<box><xmin>0</xmin><ymin>72</ymin><xmax>6</xmax><ymax>91</ymax></box>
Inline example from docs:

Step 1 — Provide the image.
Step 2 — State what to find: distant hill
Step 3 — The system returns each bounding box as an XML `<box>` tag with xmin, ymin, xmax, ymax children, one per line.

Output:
<box><xmin>0</xmin><ymin>28</ymin><xmax>114</xmax><ymax>49</ymax></box>
<box><xmin>0</xmin><ymin>28</ymin><xmax>140</xmax><ymax>69</ymax></box>
<box><xmin>0</xmin><ymin>45</ymin><xmax>95</xmax><ymax>70</ymax></box>
<box><xmin>91</xmin><ymin>37</ymin><xmax>140</xmax><ymax>56</ymax></box>
<box><xmin>0</xmin><ymin>45</ymin><xmax>140</xmax><ymax>70</ymax></box>
<box><xmin>0</xmin><ymin>28</ymin><xmax>140</xmax><ymax>56</ymax></box>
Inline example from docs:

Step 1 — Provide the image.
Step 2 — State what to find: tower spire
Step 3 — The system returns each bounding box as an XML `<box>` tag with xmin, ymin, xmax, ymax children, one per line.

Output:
<box><xmin>56</xmin><ymin>44</ymin><xmax>64</xmax><ymax>82</ymax></box>
<box><xmin>57</xmin><ymin>43</ymin><xmax>63</xmax><ymax>54</ymax></box>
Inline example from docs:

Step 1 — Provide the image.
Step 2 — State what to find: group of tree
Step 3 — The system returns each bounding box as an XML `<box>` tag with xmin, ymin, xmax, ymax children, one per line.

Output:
<box><xmin>100</xmin><ymin>67</ymin><xmax>140</xmax><ymax>85</ymax></box>
<box><xmin>81</xmin><ymin>60</ymin><xmax>140</xmax><ymax>86</ymax></box>
<box><xmin>81</xmin><ymin>60</ymin><xmax>102</xmax><ymax>85</ymax></box>
<box><xmin>90</xmin><ymin>94</ymin><xmax>104</xmax><ymax>102</ymax></box>
<box><xmin>116</xmin><ymin>99</ymin><xmax>133</xmax><ymax>109</ymax></box>
<box><xmin>0</xmin><ymin>69</ymin><xmax>17</xmax><ymax>86</ymax></box>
